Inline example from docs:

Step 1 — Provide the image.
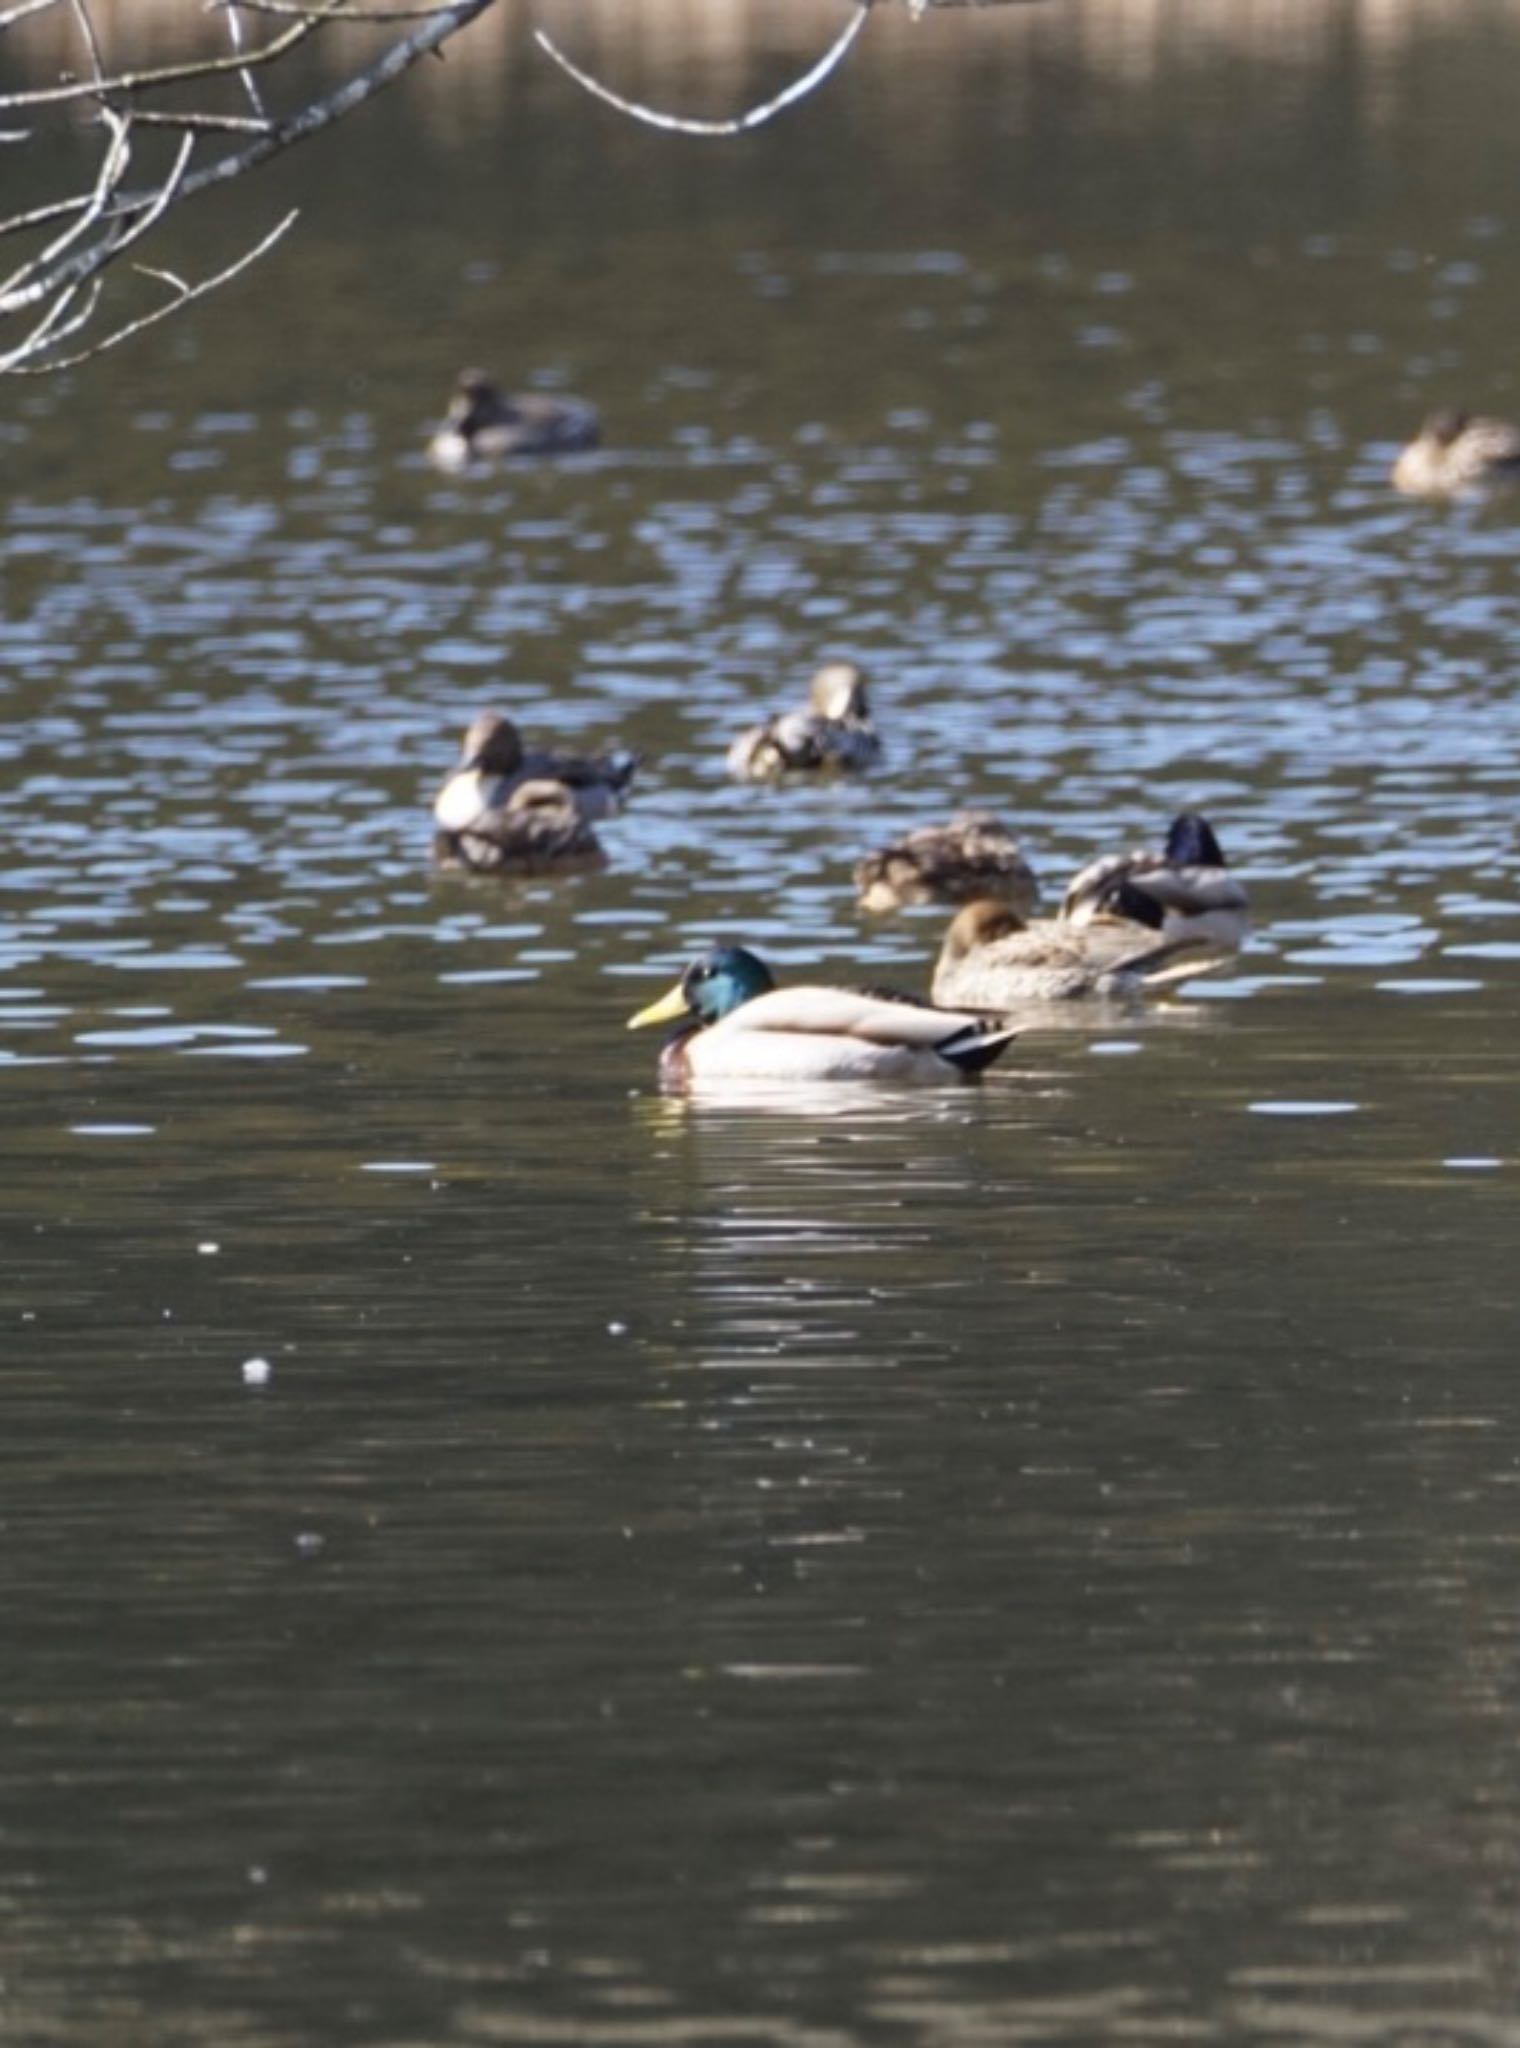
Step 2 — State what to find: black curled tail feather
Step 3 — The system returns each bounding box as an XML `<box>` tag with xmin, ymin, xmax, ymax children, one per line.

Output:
<box><xmin>935</xmin><ymin>1021</ymin><xmax>1019</xmax><ymax>1078</ymax></box>
<box><xmin>604</xmin><ymin>749</ymin><xmax>640</xmax><ymax>795</ymax></box>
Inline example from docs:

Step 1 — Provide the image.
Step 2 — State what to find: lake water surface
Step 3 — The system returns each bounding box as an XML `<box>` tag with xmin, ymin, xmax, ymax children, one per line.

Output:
<box><xmin>5</xmin><ymin>2</ymin><xmax>1520</xmax><ymax>2041</ymax></box>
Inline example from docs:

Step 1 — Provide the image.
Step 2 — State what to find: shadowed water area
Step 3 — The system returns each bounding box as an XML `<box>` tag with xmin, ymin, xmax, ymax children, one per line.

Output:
<box><xmin>5</xmin><ymin>1</ymin><xmax>1520</xmax><ymax>2040</ymax></box>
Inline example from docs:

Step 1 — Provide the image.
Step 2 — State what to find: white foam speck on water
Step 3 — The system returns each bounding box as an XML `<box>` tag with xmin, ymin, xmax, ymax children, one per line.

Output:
<box><xmin>1247</xmin><ymin>1100</ymin><xmax>1360</xmax><ymax>1117</ymax></box>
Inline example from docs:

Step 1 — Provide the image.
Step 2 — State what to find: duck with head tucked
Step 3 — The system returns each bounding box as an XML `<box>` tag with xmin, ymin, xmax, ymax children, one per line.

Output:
<box><xmin>433</xmin><ymin>778</ymin><xmax>605</xmax><ymax>876</ymax></box>
<box><xmin>433</xmin><ymin>710</ymin><xmax>636</xmax><ymax>872</ymax></box>
<box><xmin>933</xmin><ymin>894</ymin><xmax>1230</xmax><ymax>1008</ymax></box>
<box><xmin>428</xmin><ymin>368</ymin><xmax>601</xmax><ymax>471</ymax></box>
<box><xmin>727</xmin><ymin>661</ymin><xmax>881</xmax><ymax>781</ymax></box>
<box><xmin>1060</xmin><ymin>812</ymin><xmax>1249</xmax><ymax>955</ymax></box>
<box><xmin>855</xmin><ymin>812</ymin><xmax>1038</xmax><ymax>916</ymax></box>
<box><xmin>628</xmin><ymin>945</ymin><xmax>1016</xmax><ymax>1087</ymax></box>
<box><xmin>1391</xmin><ymin>409</ymin><xmax>1520</xmax><ymax>497</ymax></box>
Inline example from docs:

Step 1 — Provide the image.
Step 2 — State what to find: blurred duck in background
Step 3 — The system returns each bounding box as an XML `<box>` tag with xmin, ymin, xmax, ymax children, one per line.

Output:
<box><xmin>727</xmin><ymin>661</ymin><xmax>881</xmax><ymax>780</ymax></box>
<box><xmin>428</xmin><ymin>368</ymin><xmax>601</xmax><ymax>470</ymax></box>
<box><xmin>1060</xmin><ymin>812</ymin><xmax>1249</xmax><ymax>955</ymax></box>
<box><xmin>432</xmin><ymin>779</ymin><xmax>606</xmax><ymax>876</ymax></box>
<box><xmin>855</xmin><ymin>812</ymin><xmax>1038</xmax><ymax>915</ymax></box>
<box><xmin>432</xmin><ymin>710</ymin><xmax>635</xmax><ymax>871</ymax></box>
<box><xmin>1391</xmin><ymin>409</ymin><xmax>1520</xmax><ymax>497</ymax></box>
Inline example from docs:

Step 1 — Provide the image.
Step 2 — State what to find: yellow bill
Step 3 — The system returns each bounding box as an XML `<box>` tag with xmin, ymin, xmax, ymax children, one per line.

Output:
<box><xmin>627</xmin><ymin>981</ymin><xmax>692</xmax><ymax>1031</ymax></box>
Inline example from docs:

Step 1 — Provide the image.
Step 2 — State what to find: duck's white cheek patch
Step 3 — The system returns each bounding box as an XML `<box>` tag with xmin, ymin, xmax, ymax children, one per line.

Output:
<box><xmin>434</xmin><ymin>775</ymin><xmax>486</xmax><ymax>831</ymax></box>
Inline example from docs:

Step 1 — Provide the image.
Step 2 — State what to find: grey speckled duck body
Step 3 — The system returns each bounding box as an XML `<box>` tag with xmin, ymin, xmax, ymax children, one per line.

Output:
<box><xmin>727</xmin><ymin>662</ymin><xmax>881</xmax><ymax>780</ymax></box>
<box><xmin>932</xmin><ymin>899</ymin><xmax>1230</xmax><ymax>1008</ymax></box>
<box><xmin>432</xmin><ymin>778</ymin><xmax>605</xmax><ymax>876</ymax></box>
<box><xmin>855</xmin><ymin>812</ymin><xmax>1038</xmax><ymax>915</ymax></box>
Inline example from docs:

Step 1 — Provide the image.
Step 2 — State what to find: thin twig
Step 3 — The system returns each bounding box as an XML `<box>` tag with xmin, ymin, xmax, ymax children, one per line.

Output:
<box><xmin>0</xmin><ymin>0</ymin><xmax>494</xmax><ymax>371</ymax></box>
<box><xmin>140</xmin><ymin>0</ymin><xmax>494</xmax><ymax>207</ymax></box>
<box><xmin>0</xmin><ymin>100</ymin><xmax>129</xmax><ymax>302</ymax></box>
<box><xmin>130</xmin><ymin>109</ymin><xmax>275</xmax><ymax>133</ymax></box>
<box><xmin>224</xmin><ymin>2</ymin><xmax>271</xmax><ymax>123</ymax></box>
<box><xmin>6</xmin><ymin>208</ymin><xmax>298</xmax><ymax>371</ymax></box>
<box><xmin>64</xmin><ymin>0</ymin><xmax>105</xmax><ymax>82</ymax></box>
<box><xmin>0</xmin><ymin>0</ymin><xmax>61</xmax><ymax>31</ymax></box>
<box><xmin>533</xmin><ymin>5</ymin><xmax>872</xmax><ymax>137</ymax></box>
<box><xmin>0</xmin><ymin>273</ymin><xmax>101</xmax><ymax>367</ymax></box>
<box><xmin>0</xmin><ymin>2</ymin><xmax>339</xmax><ymax>108</ymax></box>
<box><xmin>1</xmin><ymin>0</ymin><xmax>491</xmax><ymax>317</ymax></box>
<box><xmin>207</xmin><ymin>0</ymin><xmax>464</xmax><ymax>15</ymax></box>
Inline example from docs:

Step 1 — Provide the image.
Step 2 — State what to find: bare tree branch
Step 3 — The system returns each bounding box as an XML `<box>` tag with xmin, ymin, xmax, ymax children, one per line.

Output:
<box><xmin>529</xmin><ymin>0</ymin><xmax>1052</xmax><ymax>139</ymax></box>
<box><xmin>0</xmin><ymin>0</ymin><xmax>61</xmax><ymax>31</ymax></box>
<box><xmin>207</xmin><ymin>0</ymin><xmax>470</xmax><ymax>17</ymax></box>
<box><xmin>0</xmin><ymin>0</ymin><xmax>493</xmax><ymax>370</ymax></box>
<box><xmin>223</xmin><ymin>1</ymin><xmax>273</xmax><ymax>124</ymax></box>
<box><xmin>0</xmin><ymin>0</ymin><xmax>1043</xmax><ymax>376</ymax></box>
<box><xmin>0</xmin><ymin>3</ymin><xmax>338</xmax><ymax>108</ymax></box>
<box><xmin>533</xmin><ymin>6</ymin><xmax>874</xmax><ymax>138</ymax></box>
<box><xmin>4</xmin><ymin>208</ymin><xmax>298</xmax><ymax>372</ymax></box>
<box><xmin>0</xmin><ymin>103</ymin><xmax>130</xmax><ymax>303</ymax></box>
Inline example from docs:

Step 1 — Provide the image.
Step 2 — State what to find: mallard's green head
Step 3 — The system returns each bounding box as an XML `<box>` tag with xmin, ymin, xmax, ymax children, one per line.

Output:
<box><xmin>628</xmin><ymin>946</ymin><xmax>776</xmax><ymax>1031</ymax></box>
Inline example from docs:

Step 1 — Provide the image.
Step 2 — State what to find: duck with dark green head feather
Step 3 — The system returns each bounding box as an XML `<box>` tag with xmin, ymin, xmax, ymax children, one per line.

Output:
<box><xmin>628</xmin><ymin>945</ymin><xmax>1016</xmax><ymax>1087</ymax></box>
<box><xmin>1060</xmin><ymin>812</ymin><xmax>1249</xmax><ymax>955</ymax></box>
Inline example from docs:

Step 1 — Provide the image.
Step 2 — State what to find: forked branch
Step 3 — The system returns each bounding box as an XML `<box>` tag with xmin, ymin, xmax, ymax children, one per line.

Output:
<box><xmin>0</xmin><ymin>0</ymin><xmax>495</xmax><ymax>372</ymax></box>
<box><xmin>0</xmin><ymin>0</ymin><xmax>1049</xmax><ymax>375</ymax></box>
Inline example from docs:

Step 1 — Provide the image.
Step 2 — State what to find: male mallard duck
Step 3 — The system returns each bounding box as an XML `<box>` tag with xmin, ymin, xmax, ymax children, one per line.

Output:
<box><xmin>727</xmin><ymin>662</ymin><xmax>881</xmax><ymax>780</ymax></box>
<box><xmin>428</xmin><ymin>368</ymin><xmax>601</xmax><ymax>471</ymax></box>
<box><xmin>628</xmin><ymin>945</ymin><xmax>1016</xmax><ymax>1086</ymax></box>
<box><xmin>432</xmin><ymin>778</ymin><xmax>604</xmax><ymax>876</ymax></box>
<box><xmin>1060</xmin><ymin>813</ymin><xmax>1249</xmax><ymax>954</ymax></box>
<box><xmin>1391</xmin><ymin>410</ymin><xmax>1520</xmax><ymax>497</ymax></box>
<box><xmin>932</xmin><ymin>897</ymin><xmax>1229</xmax><ymax>1007</ymax></box>
<box><xmin>855</xmin><ymin>812</ymin><xmax>1038</xmax><ymax>915</ymax></box>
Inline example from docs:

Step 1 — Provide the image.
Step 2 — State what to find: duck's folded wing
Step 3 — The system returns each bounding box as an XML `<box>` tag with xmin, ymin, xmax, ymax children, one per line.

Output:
<box><xmin>1060</xmin><ymin>847</ymin><xmax>1148</xmax><ymax>921</ymax></box>
<box><xmin>768</xmin><ymin>709</ymin><xmax>824</xmax><ymax>765</ymax></box>
<box><xmin>733</xmin><ymin>985</ymin><xmax>989</xmax><ymax>1047</ymax></box>
<box><xmin>1128</xmin><ymin>866</ymin><xmax>1248</xmax><ymax>916</ymax></box>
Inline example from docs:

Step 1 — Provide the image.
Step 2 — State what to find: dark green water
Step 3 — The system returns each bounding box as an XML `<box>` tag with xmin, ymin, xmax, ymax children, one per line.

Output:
<box><xmin>6</xmin><ymin>2</ymin><xmax>1520</xmax><ymax>2040</ymax></box>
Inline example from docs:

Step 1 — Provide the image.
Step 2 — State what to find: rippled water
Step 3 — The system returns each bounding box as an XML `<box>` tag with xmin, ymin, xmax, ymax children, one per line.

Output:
<box><xmin>6</xmin><ymin>3</ymin><xmax>1520</xmax><ymax>2042</ymax></box>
